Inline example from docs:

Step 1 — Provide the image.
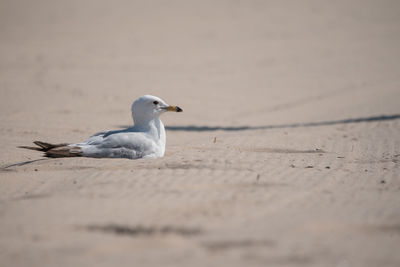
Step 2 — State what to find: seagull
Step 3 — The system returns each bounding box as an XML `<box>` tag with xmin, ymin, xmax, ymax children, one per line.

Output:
<box><xmin>20</xmin><ymin>95</ymin><xmax>183</xmax><ymax>159</ymax></box>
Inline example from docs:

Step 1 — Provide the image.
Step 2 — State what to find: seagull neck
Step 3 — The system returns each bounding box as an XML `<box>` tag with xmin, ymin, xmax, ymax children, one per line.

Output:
<box><xmin>134</xmin><ymin>117</ymin><xmax>164</xmax><ymax>139</ymax></box>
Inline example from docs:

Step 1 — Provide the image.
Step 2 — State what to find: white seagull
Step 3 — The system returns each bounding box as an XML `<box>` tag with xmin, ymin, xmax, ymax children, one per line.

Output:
<box><xmin>20</xmin><ymin>95</ymin><xmax>183</xmax><ymax>159</ymax></box>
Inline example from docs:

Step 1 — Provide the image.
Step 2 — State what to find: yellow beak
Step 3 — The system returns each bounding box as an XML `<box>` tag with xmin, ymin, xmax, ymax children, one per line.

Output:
<box><xmin>164</xmin><ymin>106</ymin><xmax>183</xmax><ymax>112</ymax></box>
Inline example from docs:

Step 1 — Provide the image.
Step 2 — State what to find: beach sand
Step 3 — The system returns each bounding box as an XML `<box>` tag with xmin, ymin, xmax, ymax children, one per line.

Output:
<box><xmin>1</xmin><ymin>1</ymin><xmax>400</xmax><ymax>266</ymax></box>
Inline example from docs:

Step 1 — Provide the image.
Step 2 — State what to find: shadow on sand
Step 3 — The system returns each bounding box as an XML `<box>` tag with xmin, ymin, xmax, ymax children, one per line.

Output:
<box><xmin>1</xmin><ymin>159</ymin><xmax>49</xmax><ymax>170</ymax></box>
<box><xmin>165</xmin><ymin>114</ymin><xmax>400</xmax><ymax>132</ymax></box>
<box><xmin>6</xmin><ymin>114</ymin><xmax>399</xmax><ymax>170</ymax></box>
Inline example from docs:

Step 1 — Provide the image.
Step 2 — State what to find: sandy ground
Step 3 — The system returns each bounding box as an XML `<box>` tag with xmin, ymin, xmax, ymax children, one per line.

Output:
<box><xmin>1</xmin><ymin>0</ymin><xmax>400</xmax><ymax>266</ymax></box>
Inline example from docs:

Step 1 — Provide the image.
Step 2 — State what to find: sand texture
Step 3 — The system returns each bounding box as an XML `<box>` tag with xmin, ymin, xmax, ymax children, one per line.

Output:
<box><xmin>1</xmin><ymin>1</ymin><xmax>400</xmax><ymax>266</ymax></box>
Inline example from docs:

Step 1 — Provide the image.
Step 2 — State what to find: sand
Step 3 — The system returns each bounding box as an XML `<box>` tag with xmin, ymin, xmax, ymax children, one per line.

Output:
<box><xmin>1</xmin><ymin>0</ymin><xmax>400</xmax><ymax>266</ymax></box>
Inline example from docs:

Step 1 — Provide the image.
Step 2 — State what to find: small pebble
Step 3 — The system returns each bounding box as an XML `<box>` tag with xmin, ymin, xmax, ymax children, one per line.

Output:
<box><xmin>380</xmin><ymin>180</ymin><xmax>386</xmax><ymax>184</ymax></box>
<box><xmin>34</xmin><ymin>169</ymin><xmax>38</xmax><ymax>171</ymax></box>
<box><xmin>305</xmin><ymin>165</ymin><xmax>314</xmax><ymax>168</ymax></box>
<box><xmin>325</xmin><ymin>166</ymin><xmax>330</xmax><ymax>169</ymax></box>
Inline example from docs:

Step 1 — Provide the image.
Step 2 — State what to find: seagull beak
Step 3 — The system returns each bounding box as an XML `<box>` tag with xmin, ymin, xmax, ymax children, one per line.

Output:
<box><xmin>164</xmin><ymin>105</ymin><xmax>183</xmax><ymax>112</ymax></box>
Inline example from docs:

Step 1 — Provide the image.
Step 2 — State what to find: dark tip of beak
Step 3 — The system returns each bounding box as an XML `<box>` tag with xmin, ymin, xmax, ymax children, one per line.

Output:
<box><xmin>176</xmin><ymin>106</ymin><xmax>183</xmax><ymax>112</ymax></box>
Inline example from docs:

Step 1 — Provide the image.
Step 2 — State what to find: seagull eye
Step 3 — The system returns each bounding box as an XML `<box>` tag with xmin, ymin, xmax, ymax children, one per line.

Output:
<box><xmin>153</xmin><ymin>101</ymin><xmax>159</xmax><ymax>105</ymax></box>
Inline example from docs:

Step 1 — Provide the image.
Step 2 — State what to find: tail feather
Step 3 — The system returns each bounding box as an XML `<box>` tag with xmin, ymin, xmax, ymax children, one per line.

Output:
<box><xmin>19</xmin><ymin>141</ymin><xmax>82</xmax><ymax>158</ymax></box>
<box><xmin>18</xmin><ymin>145</ymin><xmax>43</xmax><ymax>151</ymax></box>
<box><xmin>33</xmin><ymin>141</ymin><xmax>69</xmax><ymax>151</ymax></box>
<box><xmin>45</xmin><ymin>146</ymin><xmax>82</xmax><ymax>158</ymax></box>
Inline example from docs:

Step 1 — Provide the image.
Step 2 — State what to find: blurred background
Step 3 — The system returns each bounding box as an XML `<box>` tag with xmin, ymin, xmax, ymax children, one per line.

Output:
<box><xmin>1</xmin><ymin>0</ymin><xmax>400</xmax><ymax>134</ymax></box>
<box><xmin>1</xmin><ymin>1</ymin><xmax>400</xmax><ymax>266</ymax></box>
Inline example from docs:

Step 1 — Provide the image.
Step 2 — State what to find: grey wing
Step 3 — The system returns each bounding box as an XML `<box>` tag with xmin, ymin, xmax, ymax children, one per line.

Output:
<box><xmin>79</xmin><ymin>132</ymin><xmax>156</xmax><ymax>159</ymax></box>
<box><xmin>82</xmin><ymin>131</ymin><xmax>107</xmax><ymax>145</ymax></box>
<box><xmin>99</xmin><ymin>133</ymin><xmax>154</xmax><ymax>149</ymax></box>
<box><xmin>81</xmin><ymin>129</ymin><xmax>129</xmax><ymax>146</ymax></box>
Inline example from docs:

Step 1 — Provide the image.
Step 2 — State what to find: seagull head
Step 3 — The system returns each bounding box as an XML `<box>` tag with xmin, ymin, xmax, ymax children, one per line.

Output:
<box><xmin>131</xmin><ymin>95</ymin><xmax>182</xmax><ymax>124</ymax></box>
